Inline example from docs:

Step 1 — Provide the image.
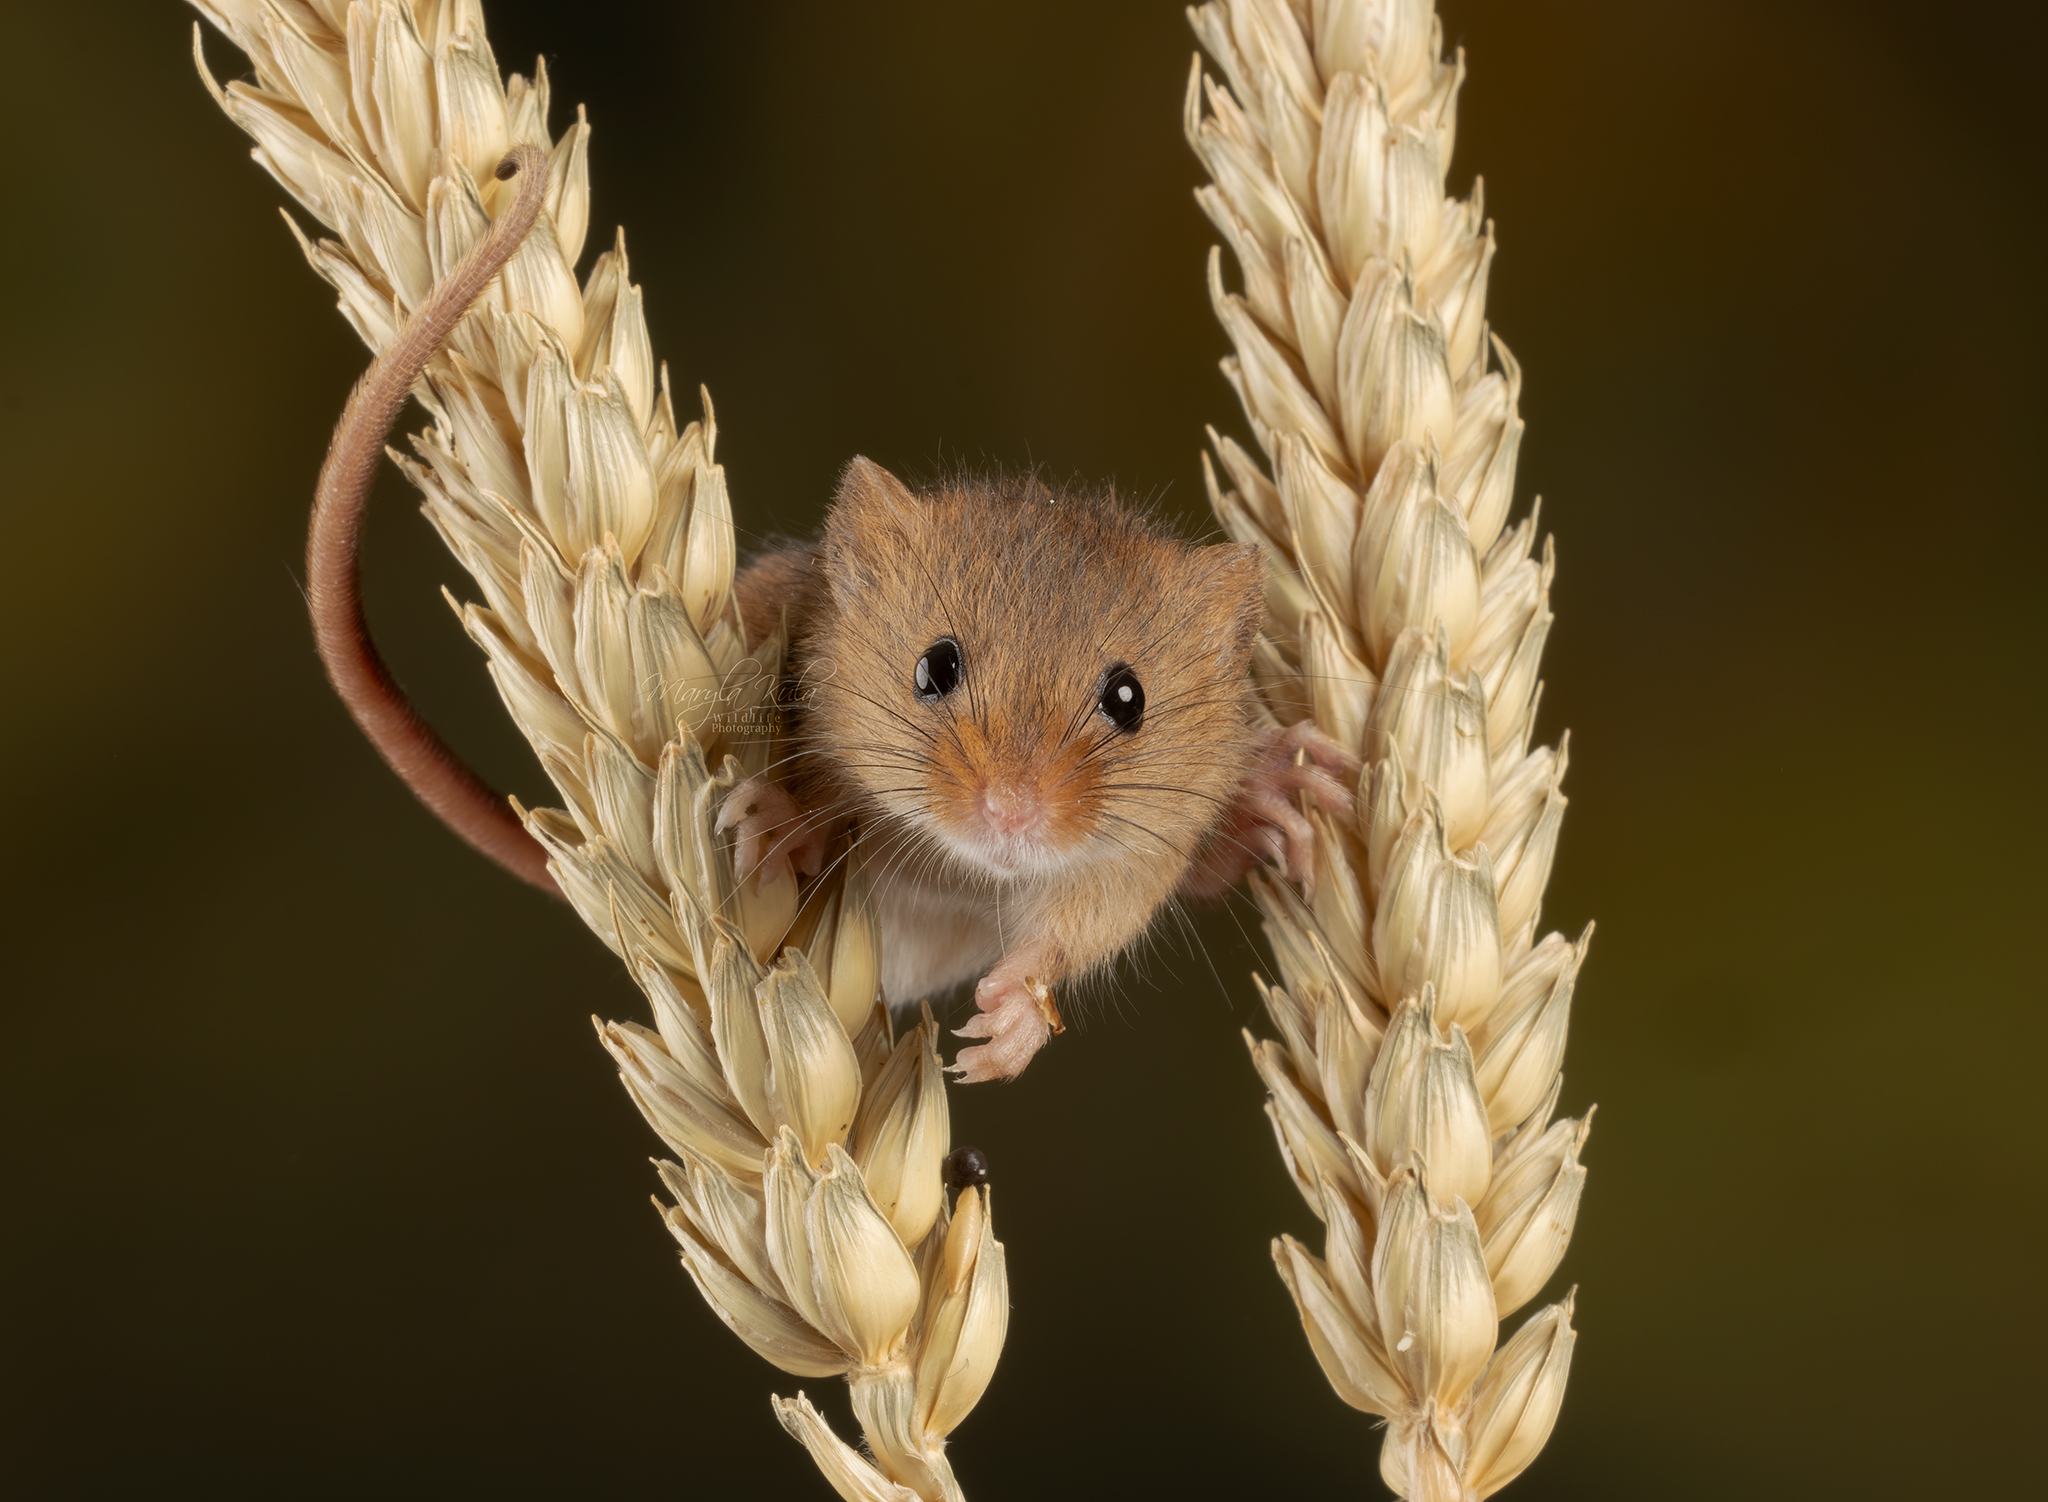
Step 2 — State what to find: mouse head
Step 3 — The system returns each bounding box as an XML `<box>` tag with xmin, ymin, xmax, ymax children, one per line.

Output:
<box><xmin>802</xmin><ymin>457</ymin><xmax>1264</xmax><ymax>882</ymax></box>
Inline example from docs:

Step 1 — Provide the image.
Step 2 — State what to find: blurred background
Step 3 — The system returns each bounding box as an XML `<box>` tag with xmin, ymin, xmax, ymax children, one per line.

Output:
<box><xmin>4</xmin><ymin>1</ymin><xmax>2042</xmax><ymax>1496</ymax></box>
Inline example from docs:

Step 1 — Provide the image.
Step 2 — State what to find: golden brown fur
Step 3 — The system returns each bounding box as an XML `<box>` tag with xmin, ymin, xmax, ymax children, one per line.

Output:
<box><xmin>736</xmin><ymin>458</ymin><xmax>1264</xmax><ymax>1041</ymax></box>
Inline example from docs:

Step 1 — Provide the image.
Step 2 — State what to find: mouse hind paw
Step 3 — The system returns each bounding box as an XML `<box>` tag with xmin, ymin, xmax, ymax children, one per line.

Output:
<box><xmin>715</xmin><ymin>776</ymin><xmax>829</xmax><ymax>889</ymax></box>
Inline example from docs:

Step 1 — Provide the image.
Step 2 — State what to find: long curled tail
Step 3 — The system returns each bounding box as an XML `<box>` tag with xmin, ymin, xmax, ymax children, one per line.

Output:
<box><xmin>307</xmin><ymin>143</ymin><xmax>559</xmax><ymax>895</ymax></box>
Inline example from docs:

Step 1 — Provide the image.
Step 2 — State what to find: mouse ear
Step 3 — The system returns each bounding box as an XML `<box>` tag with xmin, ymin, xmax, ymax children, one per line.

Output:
<box><xmin>822</xmin><ymin>457</ymin><xmax>920</xmax><ymax>598</ymax></box>
<box><xmin>1193</xmin><ymin>541</ymin><xmax>1266</xmax><ymax>673</ymax></box>
<box><xmin>828</xmin><ymin>457</ymin><xmax>919</xmax><ymax>537</ymax></box>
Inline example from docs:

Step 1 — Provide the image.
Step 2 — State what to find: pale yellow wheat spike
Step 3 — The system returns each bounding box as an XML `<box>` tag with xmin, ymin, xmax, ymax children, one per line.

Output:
<box><xmin>189</xmin><ymin>3</ymin><xmax>1004</xmax><ymax>1497</ymax></box>
<box><xmin>1187</xmin><ymin>1</ymin><xmax>1584</xmax><ymax>1495</ymax></box>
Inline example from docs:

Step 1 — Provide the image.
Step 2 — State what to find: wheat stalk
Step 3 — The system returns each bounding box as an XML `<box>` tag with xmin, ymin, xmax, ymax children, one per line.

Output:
<box><xmin>1185</xmin><ymin>2</ymin><xmax>1587</xmax><ymax>1495</ymax></box>
<box><xmin>189</xmin><ymin>4</ymin><xmax>1005</xmax><ymax>1497</ymax></box>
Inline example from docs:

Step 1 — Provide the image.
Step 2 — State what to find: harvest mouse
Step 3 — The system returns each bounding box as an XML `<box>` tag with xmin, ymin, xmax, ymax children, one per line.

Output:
<box><xmin>720</xmin><ymin>458</ymin><xmax>1352</xmax><ymax>1082</ymax></box>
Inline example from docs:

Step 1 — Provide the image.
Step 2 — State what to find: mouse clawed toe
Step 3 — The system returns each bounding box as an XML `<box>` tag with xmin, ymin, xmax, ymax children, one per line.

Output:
<box><xmin>716</xmin><ymin>776</ymin><xmax>826</xmax><ymax>889</ymax></box>
<box><xmin>951</xmin><ymin>969</ymin><xmax>1060</xmax><ymax>1083</ymax></box>
<box><xmin>1177</xmin><ymin>718</ymin><xmax>1362</xmax><ymax>901</ymax></box>
<box><xmin>1276</xmin><ymin>718</ymin><xmax>1363</xmax><ymax>780</ymax></box>
<box><xmin>1262</xmin><ymin>720</ymin><xmax>1358</xmax><ymax>817</ymax></box>
<box><xmin>1251</xmin><ymin>721</ymin><xmax>1362</xmax><ymax>889</ymax></box>
<box><xmin>1246</xmin><ymin>784</ymin><xmax>1318</xmax><ymax>884</ymax></box>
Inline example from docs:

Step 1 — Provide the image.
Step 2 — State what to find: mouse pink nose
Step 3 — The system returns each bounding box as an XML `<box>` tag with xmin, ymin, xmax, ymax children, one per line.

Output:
<box><xmin>977</xmin><ymin>780</ymin><xmax>1046</xmax><ymax>839</ymax></box>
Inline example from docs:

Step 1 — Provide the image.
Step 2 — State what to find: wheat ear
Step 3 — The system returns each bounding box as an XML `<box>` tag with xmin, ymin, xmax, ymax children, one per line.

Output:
<box><xmin>189</xmin><ymin>4</ymin><xmax>1006</xmax><ymax>1497</ymax></box>
<box><xmin>1186</xmin><ymin>3</ymin><xmax>1586</xmax><ymax>1496</ymax></box>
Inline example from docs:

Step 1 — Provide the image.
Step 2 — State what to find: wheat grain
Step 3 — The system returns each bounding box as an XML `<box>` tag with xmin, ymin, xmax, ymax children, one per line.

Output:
<box><xmin>189</xmin><ymin>4</ymin><xmax>1005</xmax><ymax>1496</ymax></box>
<box><xmin>1186</xmin><ymin>2</ymin><xmax>1587</xmax><ymax>1495</ymax></box>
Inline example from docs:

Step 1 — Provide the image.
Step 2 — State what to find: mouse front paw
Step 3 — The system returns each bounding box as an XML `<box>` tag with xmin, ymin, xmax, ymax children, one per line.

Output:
<box><xmin>715</xmin><ymin>776</ymin><xmax>829</xmax><ymax>889</ymax></box>
<box><xmin>1179</xmin><ymin>719</ymin><xmax>1360</xmax><ymax>900</ymax></box>
<box><xmin>951</xmin><ymin>965</ymin><xmax>1065</xmax><ymax>1084</ymax></box>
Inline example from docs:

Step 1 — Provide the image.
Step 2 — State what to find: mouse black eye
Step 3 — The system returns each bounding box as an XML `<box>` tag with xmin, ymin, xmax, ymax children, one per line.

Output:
<box><xmin>914</xmin><ymin>638</ymin><xmax>963</xmax><ymax>701</ymax></box>
<box><xmin>1097</xmin><ymin>663</ymin><xmax>1144</xmax><ymax>732</ymax></box>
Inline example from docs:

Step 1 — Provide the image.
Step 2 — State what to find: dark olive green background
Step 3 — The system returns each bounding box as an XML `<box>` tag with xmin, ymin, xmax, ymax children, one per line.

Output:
<box><xmin>4</xmin><ymin>2</ymin><xmax>2041</xmax><ymax>1496</ymax></box>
